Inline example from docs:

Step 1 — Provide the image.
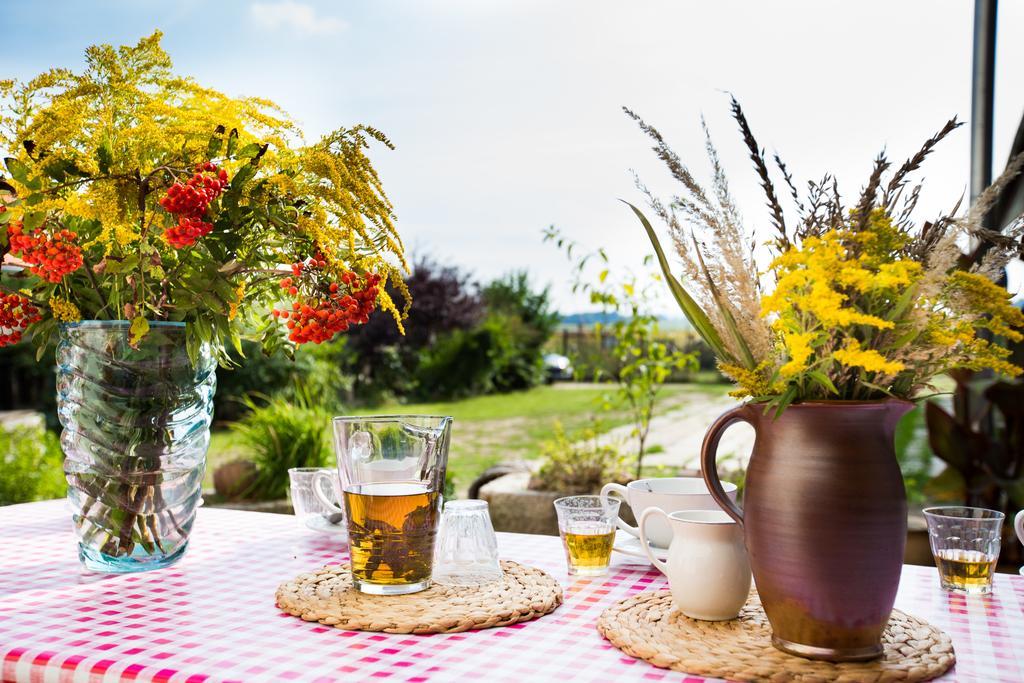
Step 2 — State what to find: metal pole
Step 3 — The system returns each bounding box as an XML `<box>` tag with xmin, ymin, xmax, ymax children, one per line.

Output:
<box><xmin>970</xmin><ymin>0</ymin><xmax>997</xmax><ymax>204</ymax></box>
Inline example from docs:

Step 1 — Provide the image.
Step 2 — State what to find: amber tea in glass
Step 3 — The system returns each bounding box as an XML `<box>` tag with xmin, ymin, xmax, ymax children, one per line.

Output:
<box><xmin>325</xmin><ymin>416</ymin><xmax>452</xmax><ymax>595</ymax></box>
<box><xmin>934</xmin><ymin>548</ymin><xmax>997</xmax><ymax>592</ymax></box>
<box><xmin>554</xmin><ymin>495</ymin><xmax>620</xmax><ymax>576</ymax></box>
<box><xmin>924</xmin><ymin>506</ymin><xmax>1004</xmax><ymax>595</ymax></box>
<box><xmin>562</xmin><ymin>524</ymin><xmax>616</xmax><ymax>572</ymax></box>
<box><xmin>344</xmin><ymin>481</ymin><xmax>440</xmax><ymax>588</ymax></box>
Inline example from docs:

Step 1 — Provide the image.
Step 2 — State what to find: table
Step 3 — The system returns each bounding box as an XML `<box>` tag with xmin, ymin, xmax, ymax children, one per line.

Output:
<box><xmin>1</xmin><ymin>501</ymin><xmax>1021</xmax><ymax>683</ymax></box>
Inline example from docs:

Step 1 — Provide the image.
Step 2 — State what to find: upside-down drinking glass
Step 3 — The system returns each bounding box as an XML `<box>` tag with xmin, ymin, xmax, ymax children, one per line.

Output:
<box><xmin>433</xmin><ymin>499</ymin><xmax>502</xmax><ymax>585</ymax></box>
<box><xmin>924</xmin><ymin>506</ymin><xmax>1004</xmax><ymax>594</ymax></box>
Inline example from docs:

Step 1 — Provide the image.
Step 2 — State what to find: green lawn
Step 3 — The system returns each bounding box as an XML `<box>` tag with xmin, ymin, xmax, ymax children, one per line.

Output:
<box><xmin>207</xmin><ymin>379</ymin><xmax>731</xmax><ymax>496</ymax></box>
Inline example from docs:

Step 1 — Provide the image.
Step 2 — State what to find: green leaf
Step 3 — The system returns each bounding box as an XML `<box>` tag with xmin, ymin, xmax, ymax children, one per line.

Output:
<box><xmin>200</xmin><ymin>291</ymin><xmax>224</xmax><ymax>313</ymax></box>
<box><xmin>229</xmin><ymin>327</ymin><xmax>244</xmax><ymax>357</ymax></box>
<box><xmin>624</xmin><ymin>200</ymin><xmax>734</xmax><ymax>364</ymax></box>
<box><xmin>129</xmin><ymin>317</ymin><xmax>150</xmax><ymax>346</ymax></box>
<box><xmin>229</xmin><ymin>164</ymin><xmax>257</xmax><ymax>191</ymax></box>
<box><xmin>808</xmin><ymin>370</ymin><xmax>838</xmax><ymax>395</ymax></box>
<box><xmin>235</xmin><ymin>142</ymin><xmax>263</xmax><ymax>159</ymax></box>
<box><xmin>4</xmin><ymin>157</ymin><xmax>29</xmax><ymax>183</ymax></box>
<box><xmin>225</xmin><ymin>128</ymin><xmax>239</xmax><ymax>158</ymax></box>
<box><xmin>22</xmin><ymin>211</ymin><xmax>45</xmax><ymax>230</ymax></box>
<box><xmin>207</xmin><ymin>125</ymin><xmax>226</xmax><ymax>159</ymax></box>
<box><xmin>96</xmin><ymin>139</ymin><xmax>113</xmax><ymax>174</ymax></box>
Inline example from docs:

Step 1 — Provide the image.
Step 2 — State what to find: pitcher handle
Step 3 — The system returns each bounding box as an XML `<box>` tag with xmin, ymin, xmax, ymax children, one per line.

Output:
<box><xmin>1015</xmin><ymin>510</ymin><xmax>1024</xmax><ymax>548</ymax></box>
<box><xmin>638</xmin><ymin>507</ymin><xmax>671</xmax><ymax>575</ymax></box>
<box><xmin>700</xmin><ymin>405</ymin><xmax>749</xmax><ymax>526</ymax></box>
<box><xmin>600</xmin><ymin>483</ymin><xmax>637</xmax><ymax>538</ymax></box>
<box><xmin>312</xmin><ymin>470</ymin><xmax>345</xmax><ymax>515</ymax></box>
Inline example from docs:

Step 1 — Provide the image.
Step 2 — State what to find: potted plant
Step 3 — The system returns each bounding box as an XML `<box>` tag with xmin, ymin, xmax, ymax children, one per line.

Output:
<box><xmin>627</xmin><ymin>98</ymin><xmax>1023</xmax><ymax>660</ymax></box>
<box><xmin>0</xmin><ymin>33</ymin><xmax>408</xmax><ymax>572</ymax></box>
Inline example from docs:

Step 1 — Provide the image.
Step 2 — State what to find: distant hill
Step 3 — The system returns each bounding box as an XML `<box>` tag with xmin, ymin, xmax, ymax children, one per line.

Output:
<box><xmin>559</xmin><ymin>312</ymin><xmax>692</xmax><ymax>331</ymax></box>
<box><xmin>559</xmin><ymin>312</ymin><xmax>624</xmax><ymax>326</ymax></box>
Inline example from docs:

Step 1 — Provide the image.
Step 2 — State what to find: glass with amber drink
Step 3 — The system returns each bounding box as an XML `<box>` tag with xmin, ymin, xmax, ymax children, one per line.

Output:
<box><xmin>924</xmin><ymin>506</ymin><xmax>1004</xmax><ymax>595</ymax></box>
<box><xmin>316</xmin><ymin>415</ymin><xmax>452</xmax><ymax>595</ymax></box>
<box><xmin>554</xmin><ymin>495</ymin><xmax>620</xmax><ymax>576</ymax></box>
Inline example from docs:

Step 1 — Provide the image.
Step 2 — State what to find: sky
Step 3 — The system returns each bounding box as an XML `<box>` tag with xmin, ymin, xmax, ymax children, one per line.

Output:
<box><xmin>2</xmin><ymin>0</ymin><xmax>1023</xmax><ymax>314</ymax></box>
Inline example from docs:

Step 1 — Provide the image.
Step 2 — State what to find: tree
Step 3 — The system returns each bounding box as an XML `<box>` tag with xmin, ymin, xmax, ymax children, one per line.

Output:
<box><xmin>343</xmin><ymin>257</ymin><xmax>483</xmax><ymax>399</ymax></box>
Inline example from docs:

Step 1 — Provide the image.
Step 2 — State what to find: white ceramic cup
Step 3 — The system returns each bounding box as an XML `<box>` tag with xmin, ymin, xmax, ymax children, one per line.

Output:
<box><xmin>600</xmin><ymin>477</ymin><xmax>738</xmax><ymax>549</ymax></box>
<box><xmin>640</xmin><ymin>507</ymin><xmax>752</xmax><ymax>621</ymax></box>
<box><xmin>1016</xmin><ymin>510</ymin><xmax>1023</xmax><ymax>576</ymax></box>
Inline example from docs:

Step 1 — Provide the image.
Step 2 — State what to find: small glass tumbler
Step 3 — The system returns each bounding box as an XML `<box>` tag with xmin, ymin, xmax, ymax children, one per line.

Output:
<box><xmin>433</xmin><ymin>499</ymin><xmax>503</xmax><ymax>585</ymax></box>
<box><xmin>554</xmin><ymin>495</ymin><xmax>620</xmax><ymax>576</ymax></box>
<box><xmin>288</xmin><ymin>468</ymin><xmax>345</xmax><ymax>533</ymax></box>
<box><xmin>924</xmin><ymin>506</ymin><xmax>1004</xmax><ymax>594</ymax></box>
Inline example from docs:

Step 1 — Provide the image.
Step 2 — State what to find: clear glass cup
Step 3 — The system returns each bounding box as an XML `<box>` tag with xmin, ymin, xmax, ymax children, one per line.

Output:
<box><xmin>924</xmin><ymin>506</ymin><xmax>1005</xmax><ymax>594</ymax></box>
<box><xmin>554</xmin><ymin>495</ymin><xmax>620</xmax><ymax>576</ymax></box>
<box><xmin>288</xmin><ymin>467</ymin><xmax>345</xmax><ymax>534</ymax></box>
<box><xmin>433</xmin><ymin>499</ymin><xmax>502</xmax><ymax>585</ymax></box>
<box><xmin>315</xmin><ymin>415</ymin><xmax>452</xmax><ymax>595</ymax></box>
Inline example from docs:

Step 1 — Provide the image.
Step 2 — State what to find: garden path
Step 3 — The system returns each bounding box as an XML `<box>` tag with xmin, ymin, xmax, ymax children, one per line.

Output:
<box><xmin>598</xmin><ymin>393</ymin><xmax>755</xmax><ymax>473</ymax></box>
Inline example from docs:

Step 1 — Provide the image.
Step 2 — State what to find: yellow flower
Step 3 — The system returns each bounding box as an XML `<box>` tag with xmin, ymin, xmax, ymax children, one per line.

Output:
<box><xmin>720</xmin><ymin>360</ymin><xmax>780</xmax><ymax>398</ymax></box>
<box><xmin>833</xmin><ymin>340</ymin><xmax>904</xmax><ymax>375</ymax></box>
<box><xmin>49</xmin><ymin>296</ymin><xmax>81</xmax><ymax>322</ymax></box>
<box><xmin>779</xmin><ymin>330</ymin><xmax>817</xmax><ymax>378</ymax></box>
<box><xmin>228</xmin><ymin>281</ymin><xmax>245</xmax><ymax>321</ymax></box>
<box><xmin>946</xmin><ymin>271</ymin><xmax>1024</xmax><ymax>342</ymax></box>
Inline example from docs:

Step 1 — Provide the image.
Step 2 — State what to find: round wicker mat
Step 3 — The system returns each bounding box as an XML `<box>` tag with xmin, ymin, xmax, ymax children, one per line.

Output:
<box><xmin>276</xmin><ymin>560</ymin><xmax>562</xmax><ymax>634</ymax></box>
<box><xmin>597</xmin><ymin>591</ymin><xmax>955</xmax><ymax>682</ymax></box>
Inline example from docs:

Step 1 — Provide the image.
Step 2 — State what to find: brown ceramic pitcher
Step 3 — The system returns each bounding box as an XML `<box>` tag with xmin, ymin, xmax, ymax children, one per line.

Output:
<box><xmin>700</xmin><ymin>400</ymin><xmax>913</xmax><ymax>661</ymax></box>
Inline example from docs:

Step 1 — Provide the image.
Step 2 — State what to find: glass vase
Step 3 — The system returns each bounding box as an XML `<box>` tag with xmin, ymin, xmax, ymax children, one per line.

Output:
<box><xmin>57</xmin><ymin>321</ymin><xmax>216</xmax><ymax>572</ymax></box>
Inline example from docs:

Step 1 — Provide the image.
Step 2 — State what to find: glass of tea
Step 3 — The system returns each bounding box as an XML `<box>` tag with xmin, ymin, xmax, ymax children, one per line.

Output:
<box><xmin>554</xmin><ymin>495</ymin><xmax>620</xmax><ymax>576</ymax></box>
<box><xmin>924</xmin><ymin>506</ymin><xmax>1005</xmax><ymax>595</ymax></box>
<box><xmin>319</xmin><ymin>415</ymin><xmax>452</xmax><ymax>595</ymax></box>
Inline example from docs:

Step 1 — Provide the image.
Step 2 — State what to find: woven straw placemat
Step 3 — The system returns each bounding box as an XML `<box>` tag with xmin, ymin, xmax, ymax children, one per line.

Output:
<box><xmin>276</xmin><ymin>560</ymin><xmax>562</xmax><ymax>634</ymax></box>
<box><xmin>597</xmin><ymin>590</ymin><xmax>955</xmax><ymax>682</ymax></box>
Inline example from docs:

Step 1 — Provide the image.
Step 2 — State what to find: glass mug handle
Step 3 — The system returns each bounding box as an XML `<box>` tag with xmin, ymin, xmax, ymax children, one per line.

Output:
<box><xmin>700</xmin><ymin>406</ymin><xmax>749</xmax><ymax>526</ymax></box>
<box><xmin>312</xmin><ymin>470</ymin><xmax>345</xmax><ymax>515</ymax></box>
<box><xmin>600</xmin><ymin>483</ymin><xmax>637</xmax><ymax>538</ymax></box>
<box><xmin>638</xmin><ymin>507</ymin><xmax>670</xmax><ymax>574</ymax></box>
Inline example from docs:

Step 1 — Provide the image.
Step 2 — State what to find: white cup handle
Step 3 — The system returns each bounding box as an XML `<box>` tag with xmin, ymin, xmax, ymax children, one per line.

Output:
<box><xmin>639</xmin><ymin>507</ymin><xmax>670</xmax><ymax>575</ymax></box>
<box><xmin>312</xmin><ymin>471</ymin><xmax>345</xmax><ymax>515</ymax></box>
<box><xmin>600</xmin><ymin>483</ymin><xmax>638</xmax><ymax>538</ymax></box>
<box><xmin>1015</xmin><ymin>510</ymin><xmax>1024</xmax><ymax>547</ymax></box>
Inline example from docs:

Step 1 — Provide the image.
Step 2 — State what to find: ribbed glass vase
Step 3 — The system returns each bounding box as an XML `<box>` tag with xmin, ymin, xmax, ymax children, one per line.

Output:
<box><xmin>57</xmin><ymin>321</ymin><xmax>216</xmax><ymax>573</ymax></box>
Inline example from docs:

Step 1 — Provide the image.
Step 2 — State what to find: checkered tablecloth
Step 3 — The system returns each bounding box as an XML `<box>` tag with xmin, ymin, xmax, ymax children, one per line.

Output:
<box><xmin>0</xmin><ymin>500</ymin><xmax>1021</xmax><ymax>683</ymax></box>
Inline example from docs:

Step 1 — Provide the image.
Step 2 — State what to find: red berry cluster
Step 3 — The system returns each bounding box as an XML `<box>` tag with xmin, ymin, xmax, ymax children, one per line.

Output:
<box><xmin>0</xmin><ymin>291</ymin><xmax>41</xmax><ymax>347</ymax></box>
<box><xmin>159</xmin><ymin>162</ymin><xmax>229</xmax><ymax>249</ymax></box>
<box><xmin>271</xmin><ymin>259</ymin><xmax>381</xmax><ymax>344</ymax></box>
<box><xmin>7</xmin><ymin>221</ymin><xmax>84</xmax><ymax>283</ymax></box>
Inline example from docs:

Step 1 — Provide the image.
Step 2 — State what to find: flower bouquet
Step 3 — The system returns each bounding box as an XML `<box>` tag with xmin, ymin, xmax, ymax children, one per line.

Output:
<box><xmin>626</xmin><ymin>99</ymin><xmax>1023</xmax><ymax>659</ymax></box>
<box><xmin>0</xmin><ymin>33</ymin><xmax>408</xmax><ymax>571</ymax></box>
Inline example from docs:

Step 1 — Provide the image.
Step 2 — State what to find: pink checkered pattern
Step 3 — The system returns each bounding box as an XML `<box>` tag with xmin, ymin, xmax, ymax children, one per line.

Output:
<box><xmin>0</xmin><ymin>500</ymin><xmax>1021</xmax><ymax>682</ymax></box>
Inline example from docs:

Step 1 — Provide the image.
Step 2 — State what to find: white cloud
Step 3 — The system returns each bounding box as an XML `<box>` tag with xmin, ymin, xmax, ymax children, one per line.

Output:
<box><xmin>250</xmin><ymin>1</ymin><xmax>348</xmax><ymax>36</ymax></box>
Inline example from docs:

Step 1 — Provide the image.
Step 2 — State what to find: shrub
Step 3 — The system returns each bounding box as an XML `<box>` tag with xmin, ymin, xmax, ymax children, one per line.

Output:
<box><xmin>481</xmin><ymin>272</ymin><xmax>559</xmax><ymax>391</ymax></box>
<box><xmin>0</xmin><ymin>423</ymin><xmax>66</xmax><ymax>505</ymax></box>
<box><xmin>215</xmin><ymin>340</ymin><xmax>352</xmax><ymax>421</ymax></box>
<box><xmin>414</xmin><ymin>324</ymin><xmax>511</xmax><ymax>400</ymax></box>
<box><xmin>529</xmin><ymin>420</ymin><xmax>631</xmax><ymax>494</ymax></box>
<box><xmin>344</xmin><ymin>258</ymin><xmax>483</xmax><ymax>401</ymax></box>
<box><xmin>227</xmin><ymin>389</ymin><xmax>333</xmax><ymax>500</ymax></box>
